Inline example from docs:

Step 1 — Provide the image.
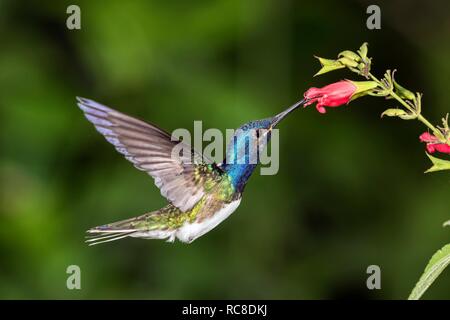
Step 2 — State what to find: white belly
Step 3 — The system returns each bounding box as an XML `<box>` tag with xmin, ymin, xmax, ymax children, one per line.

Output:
<box><xmin>176</xmin><ymin>199</ymin><xmax>242</xmax><ymax>243</ymax></box>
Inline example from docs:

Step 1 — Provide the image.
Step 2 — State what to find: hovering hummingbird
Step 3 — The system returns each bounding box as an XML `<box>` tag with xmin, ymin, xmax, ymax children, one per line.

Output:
<box><xmin>77</xmin><ymin>97</ymin><xmax>305</xmax><ymax>245</ymax></box>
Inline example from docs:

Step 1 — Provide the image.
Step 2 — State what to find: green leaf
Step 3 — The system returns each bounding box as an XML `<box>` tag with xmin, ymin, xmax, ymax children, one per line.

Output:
<box><xmin>408</xmin><ymin>244</ymin><xmax>450</xmax><ymax>300</ymax></box>
<box><xmin>425</xmin><ymin>153</ymin><xmax>450</xmax><ymax>173</ymax></box>
<box><xmin>313</xmin><ymin>56</ymin><xmax>345</xmax><ymax>76</ymax></box>
<box><xmin>314</xmin><ymin>56</ymin><xmax>338</xmax><ymax>66</ymax></box>
<box><xmin>358</xmin><ymin>42</ymin><xmax>369</xmax><ymax>60</ymax></box>
<box><xmin>313</xmin><ymin>63</ymin><xmax>345</xmax><ymax>76</ymax></box>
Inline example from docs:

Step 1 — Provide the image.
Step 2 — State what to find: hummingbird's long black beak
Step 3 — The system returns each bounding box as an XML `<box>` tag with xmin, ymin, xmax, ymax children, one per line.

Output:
<box><xmin>271</xmin><ymin>98</ymin><xmax>306</xmax><ymax>128</ymax></box>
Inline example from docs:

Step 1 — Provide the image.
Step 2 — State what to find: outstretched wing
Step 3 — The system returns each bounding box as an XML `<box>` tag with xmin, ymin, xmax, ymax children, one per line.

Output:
<box><xmin>77</xmin><ymin>97</ymin><xmax>223</xmax><ymax>212</ymax></box>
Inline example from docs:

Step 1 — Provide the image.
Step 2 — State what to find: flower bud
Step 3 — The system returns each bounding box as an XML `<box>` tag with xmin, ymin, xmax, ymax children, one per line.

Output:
<box><xmin>338</xmin><ymin>50</ymin><xmax>361</xmax><ymax>62</ymax></box>
<box><xmin>381</xmin><ymin>108</ymin><xmax>416</xmax><ymax>120</ymax></box>
<box><xmin>381</xmin><ymin>109</ymin><xmax>408</xmax><ymax>118</ymax></box>
<box><xmin>393</xmin><ymin>79</ymin><xmax>416</xmax><ymax>101</ymax></box>
<box><xmin>338</xmin><ymin>57</ymin><xmax>359</xmax><ymax>68</ymax></box>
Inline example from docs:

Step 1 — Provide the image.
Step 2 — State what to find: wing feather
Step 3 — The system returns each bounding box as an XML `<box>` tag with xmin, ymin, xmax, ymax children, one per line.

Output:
<box><xmin>77</xmin><ymin>97</ymin><xmax>222</xmax><ymax>212</ymax></box>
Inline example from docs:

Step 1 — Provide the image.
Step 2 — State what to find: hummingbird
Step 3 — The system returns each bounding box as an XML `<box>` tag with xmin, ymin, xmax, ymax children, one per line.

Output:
<box><xmin>77</xmin><ymin>97</ymin><xmax>305</xmax><ymax>245</ymax></box>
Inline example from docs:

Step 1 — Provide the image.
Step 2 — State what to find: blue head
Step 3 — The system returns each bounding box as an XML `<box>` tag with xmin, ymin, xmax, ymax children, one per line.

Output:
<box><xmin>221</xmin><ymin>99</ymin><xmax>304</xmax><ymax>192</ymax></box>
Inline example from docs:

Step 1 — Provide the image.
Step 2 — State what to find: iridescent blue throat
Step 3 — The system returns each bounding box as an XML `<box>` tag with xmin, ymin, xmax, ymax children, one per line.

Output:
<box><xmin>222</xmin><ymin>118</ymin><xmax>272</xmax><ymax>192</ymax></box>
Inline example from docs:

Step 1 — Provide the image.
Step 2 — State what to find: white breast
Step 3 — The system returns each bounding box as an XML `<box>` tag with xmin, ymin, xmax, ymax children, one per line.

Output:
<box><xmin>176</xmin><ymin>199</ymin><xmax>242</xmax><ymax>243</ymax></box>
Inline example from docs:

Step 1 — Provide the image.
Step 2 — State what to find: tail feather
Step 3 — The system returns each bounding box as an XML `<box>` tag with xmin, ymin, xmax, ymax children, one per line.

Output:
<box><xmin>86</xmin><ymin>230</ymin><xmax>137</xmax><ymax>246</ymax></box>
<box><xmin>86</xmin><ymin>215</ymin><xmax>144</xmax><ymax>246</ymax></box>
<box><xmin>86</xmin><ymin>207</ymin><xmax>177</xmax><ymax>245</ymax></box>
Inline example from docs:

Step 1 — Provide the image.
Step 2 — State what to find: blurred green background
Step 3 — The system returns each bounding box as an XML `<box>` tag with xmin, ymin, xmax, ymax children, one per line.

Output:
<box><xmin>0</xmin><ymin>0</ymin><xmax>449</xmax><ymax>299</ymax></box>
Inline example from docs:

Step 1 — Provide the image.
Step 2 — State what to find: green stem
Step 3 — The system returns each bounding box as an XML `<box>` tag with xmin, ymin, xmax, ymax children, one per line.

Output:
<box><xmin>368</xmin><ymin>73</ymin><xmax>444</xmax><ymax>140</ymax></box>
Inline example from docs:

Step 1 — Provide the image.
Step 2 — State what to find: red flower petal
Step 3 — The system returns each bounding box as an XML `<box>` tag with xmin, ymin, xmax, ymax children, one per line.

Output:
<box><xmin>426</xmin><ymin>144</ymin><xmax>436</xmax><ymax>153</ymax></box>
<box><xmin>303</xmin><ymin>80</ymin><xmax>356</xmax><ymax>113</ymax></box>
<box><xmin>420</xmin><ymin>132</ymin><xmax>450</xmax><ymax>154</ymax></box>
<box><xmin>432</xmin><ymin>143</ymin><xmax>450</xmax><ymax>154</ymax></box>
<box><xmin>419</xmin><ymin>132</ymin><xmax>439</xmax><ymax>143</ymax></box>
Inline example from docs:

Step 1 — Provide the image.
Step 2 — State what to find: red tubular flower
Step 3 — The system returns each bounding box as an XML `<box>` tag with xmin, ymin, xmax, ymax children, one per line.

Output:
<box><xmin>303</xmin><ymin>80</ymin><xmax>378</xmax><ymax>114</ymax></box>
<box><xmin>304</xmin><ymin>80</ymin><xmax>355</xmax><ymax>114</ymax></box>
<box><xmin>419</xmin><ymin>132</ymin><xmax>450</xmax><ymax>154</ymax></box>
